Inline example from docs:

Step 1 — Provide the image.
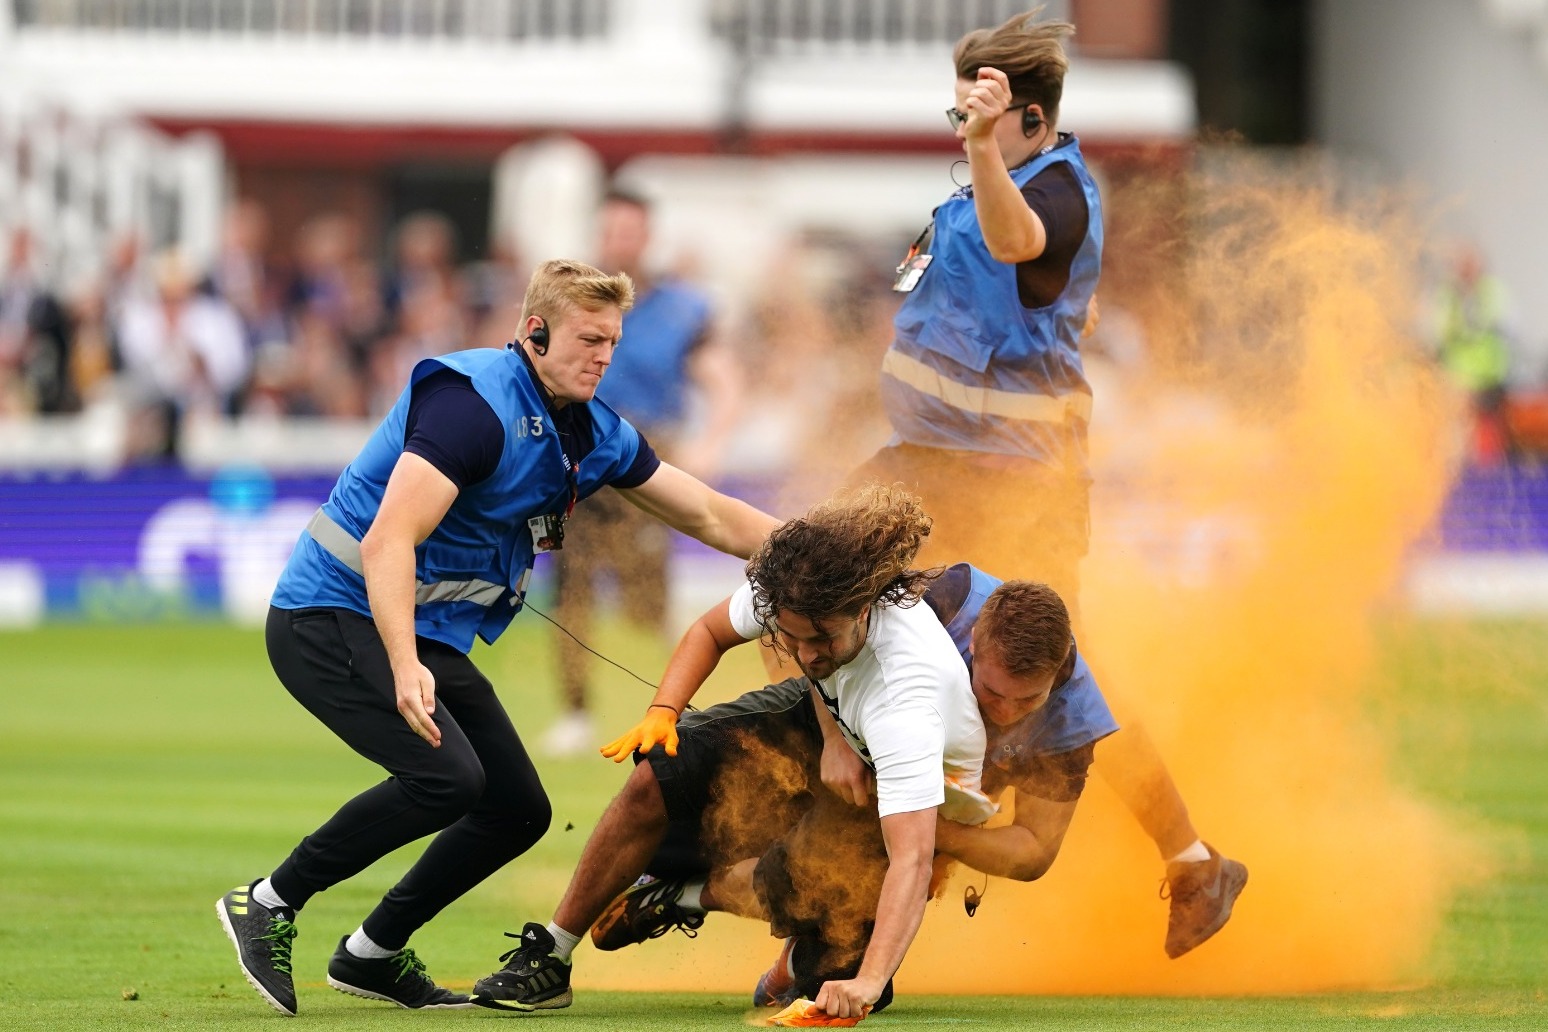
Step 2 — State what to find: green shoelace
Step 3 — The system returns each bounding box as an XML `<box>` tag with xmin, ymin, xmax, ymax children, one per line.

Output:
<box><xmin>390</xmin><ymin>947</ymin><xmax>429</xmax><ymax>984</ymax></box>
<box><xmin>257</xmin><ymin>919</ymin><xmax>299</xmax><ymax>975</ymax></box>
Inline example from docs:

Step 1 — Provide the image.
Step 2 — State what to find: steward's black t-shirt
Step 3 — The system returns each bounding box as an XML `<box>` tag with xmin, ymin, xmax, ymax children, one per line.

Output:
<box><xmin>403</xmin><ymin>366</ymin><xmax>661</xmax><ymax>491</ymax></box>
<box><xmin>1015</xmin><ymin>136</ymin><xmax>1091</xmax><ymax>310</ymax></box>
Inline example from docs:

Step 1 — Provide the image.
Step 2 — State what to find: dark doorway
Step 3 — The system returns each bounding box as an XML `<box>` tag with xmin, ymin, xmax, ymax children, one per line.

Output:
<box><xmin>384</xmin><ymin>162</ymin><xmax>494</xmax><ymax>263</ymax></box>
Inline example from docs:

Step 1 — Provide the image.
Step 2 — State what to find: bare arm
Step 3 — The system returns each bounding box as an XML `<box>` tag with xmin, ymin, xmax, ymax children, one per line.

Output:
<box><xmin>815</xmin><ymin>806</ymin><xmax>937</xmax><ymax>1018</ymax></box>
<box><xmin>599</xmin><ymin>597</ymin><xmax>752</xmax><ymax>761</ymax></box>
<box><xmin>653</xmin><ymin>597</ymin><xmax>749</xmax><ymax>713</ymax></box>
<box><xmin>358</xmin><ymin>452</ymin><xmax>458</xmax><ymax>747</ymax></box>
<box><xmin>618</xmin><ymin>462</ymin><xmax>779</xmax><ymax>558</ymax></box>
<box><xmin>933</xmin><ymin>788</ymin><xmax>1079</xmax><ymax>881</ymax></box>
<box><xmin>962</xmin><ymin>67</ymin><xmax>1049</xmax><ymax>264</ymax></box>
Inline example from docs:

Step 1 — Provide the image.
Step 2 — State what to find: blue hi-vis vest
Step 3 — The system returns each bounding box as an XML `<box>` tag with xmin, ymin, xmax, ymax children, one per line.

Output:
<box><xmin>270</xmin><ymin>347</ymin><xmax>646</xmax><ymax>652</ymax></box>
<box><xmin>597</xmin><ymin>281</ymin><xmax>712</xmax><ymax>432</ymax></box>
<box><xmin>935</xmin><ymin>563</ymin><xmax>1118</xmax><ymax>757</ymax></box>
<box><xmin>881</xmin><ymin>138</ymin><xmax>1103</xmax><ymax>472</ymax></box>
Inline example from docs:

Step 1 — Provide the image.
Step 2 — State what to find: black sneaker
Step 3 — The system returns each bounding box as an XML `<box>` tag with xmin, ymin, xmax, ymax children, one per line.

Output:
<box><xmin>1161</xmin><ymin>843</ymin><xmax>1249</xmax><ymax>958</ymax></box>
<box><xmin>471</xmin><ymin>923</ymin><xmax>572</xmax><ymax>1012</ymax></box>
<box><xmin>327</xmin><ymin>936</ymin><xmax>473</xmax><ymax>1009</ymax></box>
<box><xmin>591</xmin><ymin>877</ymin><xmax>706</xmax><ymax>951</ymax></box>
<box><xmin>215</xmin><ymin>880</ymin><xmax>299</xmax><ymax>1016</ymax></box>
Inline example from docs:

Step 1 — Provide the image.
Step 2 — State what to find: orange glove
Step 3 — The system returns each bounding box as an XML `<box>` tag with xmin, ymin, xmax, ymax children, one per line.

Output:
<box><xmin>767</xmin><ymin>998</ymin><xmax>869</xmax><ymax>1027</ymax></box>
<box><xmin>599</xmin><ymin>704</ymin><xmax>680</xmax><ymax>762</ymax></box>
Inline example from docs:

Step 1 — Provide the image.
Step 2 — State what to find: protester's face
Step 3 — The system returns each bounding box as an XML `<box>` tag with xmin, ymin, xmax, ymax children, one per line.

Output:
<box><xmin>969</xmin><ymin>641</ymin><xmax>1057</xmax><ymax>726</ymax></box>
<box><xmin>773</xmin><ymin>607</ymin><xmax>871</xmax><ymax>682</ymax></box>
<box><xmin>527</xmin><ymin>305</ymin><xmax>622</xmax><ymax>404</ymax></box>
<box><xmin>598</xmin><ymin>201</ymin><xmax>650</xmax><ymax>277</ymax></box>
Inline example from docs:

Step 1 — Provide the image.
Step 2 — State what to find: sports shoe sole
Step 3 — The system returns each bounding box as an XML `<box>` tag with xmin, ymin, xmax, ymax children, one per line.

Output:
<box><xmin>472</xmin><ymin>988</ymin><xmax>571</xmax><ymax>1012</ymax></box>
<box><xmin>326</xmin><ymin>975</ymin><xmax>477</xmax><ymax>1009</ymax></box>
<box><xmin>215</xmin><ymin>897</ymin><xmax>296</xmax><ymax>1017</ymax></box>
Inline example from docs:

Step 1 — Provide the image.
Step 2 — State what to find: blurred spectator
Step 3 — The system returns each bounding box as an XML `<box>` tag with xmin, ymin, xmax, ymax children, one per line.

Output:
<box><xmin>1434</xmin><ymin>243</ymin><xmax>1516</xmax><ymax>465</ymax></box>
<box><xmin>727</xmin><ymin>233</ymin><xmax>892</xmax><ymax>508</ymax></box>
<box><xmin>338</xmin><ymin>258</ymin><xmax>391</xmax><ymax>370</ymax></box>
<box><xmin>385</xmin><ymin>211</ymin><xmax>458</xmax><ymax>320</ymax></box>
<box><xmin>288</xmin><ymin>213</ymin><xmax>361</xmax><ymax>331</ymax></box>
<box><xmin>248</xmin><ymin>311</ymin><xmax>369</xmax><ymax>419</ymax></box>
<box><xmin>118</xmin><ymin>250</ymin><xmax>250</xmax><ymax>458</ymax></box>
<box><xmin>544</xmin><ymin>188</ymin><xmax>743</xmax><ymax>757</ymax></box>
<box><xmin>207</xmin><ymin>197</ymin><xmax>287</xmax><ymax>351</ymax></box>
<box><xmin>63</xmin><ymin>274</ymin><xmax>118</xmax><ymax>408</ymax></box>
<box><xmin>367</xmin><ymin>268</ymin><xmax>468</xmax><ymax>416</ymax></box>
<box><xmin>0</xmin><ymin>227</ymin><xmax>75</xmax><ymax>414</ymax></box>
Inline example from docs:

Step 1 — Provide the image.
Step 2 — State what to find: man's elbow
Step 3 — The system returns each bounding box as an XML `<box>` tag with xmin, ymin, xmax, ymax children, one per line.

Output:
<box><xmin>359</xmin><ymin>528</ymin><xmax>390</xmax><ymax>564</ymax></box>
<box><xmin>985</xmin><ymin>240</ymin><xmax>1025</xmax><ymax>264</ymax></box>
<box><xmin>1006</xmin><ymin>849</ymin><xmax>1058</xmax><ymax>883</ymax></box>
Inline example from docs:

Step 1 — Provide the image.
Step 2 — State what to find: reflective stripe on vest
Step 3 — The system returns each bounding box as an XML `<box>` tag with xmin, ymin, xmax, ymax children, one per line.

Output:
<box><xmin>881</xmin><ymin>348</ymin><xmax>1093</xmax><ymax>425</ymax></box>
<box><xmin>305</xmin><ymin>509</ymin><xmax>506</xmax><ymax>608</ymax></box>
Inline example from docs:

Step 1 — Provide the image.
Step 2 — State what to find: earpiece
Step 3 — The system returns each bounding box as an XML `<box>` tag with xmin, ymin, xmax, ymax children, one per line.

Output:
<box><xmin>1021</xmin><ymin>105</ymin><xmax>1042</xmax><ymax>138</ymax></box>
<box><xmin>528</xmin><ymin>319</ymin><xmax>550</xmax><ymax>356</ymax></box>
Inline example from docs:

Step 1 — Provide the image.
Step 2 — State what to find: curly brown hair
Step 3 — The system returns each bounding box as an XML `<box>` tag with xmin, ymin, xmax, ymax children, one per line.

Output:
<box><xmin>746</xmin><ymin>484</ymin><xmax>938</xmax><ymax>636</ymax></box>
<box><xmin>973</xmin><ymin>580</ymin><xmax>1072</xmax><ymax>677</ymax></box>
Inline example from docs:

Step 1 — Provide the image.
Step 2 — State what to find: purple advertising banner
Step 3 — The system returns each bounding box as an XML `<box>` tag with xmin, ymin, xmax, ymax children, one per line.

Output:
<box><xmin>0</xmin><ymin>466</ymin><xmax>335</xmax><ymax>620</ymax></box>
<box><xmin>0</xmin><ymin>462</ymin><xmax>1543</xmax><ymax>622</ymax></box>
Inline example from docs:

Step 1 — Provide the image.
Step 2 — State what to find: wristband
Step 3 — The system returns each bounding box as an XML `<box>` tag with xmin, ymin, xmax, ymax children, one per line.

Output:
<box><xmin>648</xmin><ymin>703</ymin><xmax>681</xmax><ymax>716</ymax></box>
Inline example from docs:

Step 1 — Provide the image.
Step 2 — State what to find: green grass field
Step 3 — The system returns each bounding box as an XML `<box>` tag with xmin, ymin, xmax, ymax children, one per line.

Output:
<box><xmin>2</xmin><ymin>615</ymin><xmax>1545</xmax><ymax>1030</ymax></box>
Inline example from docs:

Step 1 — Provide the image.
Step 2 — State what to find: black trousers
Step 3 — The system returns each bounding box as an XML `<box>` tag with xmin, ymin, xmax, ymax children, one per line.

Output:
<box><xmin>264</xmin><ymin>606</ymin><xmax>551</xmax><ymax>949</ymax></box>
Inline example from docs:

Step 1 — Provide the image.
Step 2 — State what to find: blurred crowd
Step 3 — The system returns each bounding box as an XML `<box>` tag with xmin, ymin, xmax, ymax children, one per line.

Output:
<box><xmin>0</xmin><ymin>197</ymin><xmax>899</xmax><ymax>475</ymax></box>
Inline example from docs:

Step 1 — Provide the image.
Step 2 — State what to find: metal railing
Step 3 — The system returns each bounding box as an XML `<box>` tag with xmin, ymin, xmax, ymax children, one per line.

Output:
<box><xmin>8</xmin><ymin>0</ymin><xmax>1062</xmax><ymax>45</ymax></box>
<box><xmin>711</xmin><ymin>0</ymin><xmax>1068</xmax><ymax>54</ymax></box>
<box><xmin>10</xmin><ymin>0</ymin><xmax>611</xmax><ymax>40</ymax></box>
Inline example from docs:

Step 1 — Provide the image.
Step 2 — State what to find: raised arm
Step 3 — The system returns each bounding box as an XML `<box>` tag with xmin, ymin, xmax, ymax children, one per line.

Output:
<box><xmin>618</xmin><ymin>462</ymin><xmax>779</xmax><ymax>559</ymax></box>
<box><xmin>962</xmin><ymin>67</ymin><xmax>1050</xmax><ymax>264</ymax></box>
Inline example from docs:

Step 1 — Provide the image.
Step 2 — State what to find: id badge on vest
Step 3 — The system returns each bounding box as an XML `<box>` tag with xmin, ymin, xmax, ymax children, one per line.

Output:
<box><xmin>531</xmin><ymin>448</ymin><xmax>579</xmax><ymax>553</ymax></box>
<box><xmin>528</xmin><ymin>513</ymin><xmax>565</xmax><ymax>553</ymax></box>
<box><xmin>893</xmin><ymin>221</ymin><xmax>936</xmax><ymax>293</ymax></box>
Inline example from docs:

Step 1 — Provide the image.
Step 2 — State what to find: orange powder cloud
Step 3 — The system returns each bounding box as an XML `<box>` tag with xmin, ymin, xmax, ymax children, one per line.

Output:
<box><xmin>583</xmin><ymin>160</ymin><xmax>1485</xmax><ymax>997</ymax></box>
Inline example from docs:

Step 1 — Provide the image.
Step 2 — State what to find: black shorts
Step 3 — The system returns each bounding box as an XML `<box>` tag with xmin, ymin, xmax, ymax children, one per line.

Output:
<box><xmin>644</xmin><ymin>677</ymin><xmax>888</xmax><ymax>965</ymax></box>
<box><xmin>645</xmin><ymin>677</ymin><xmax>819</xmax><ymax>822</ymax></box>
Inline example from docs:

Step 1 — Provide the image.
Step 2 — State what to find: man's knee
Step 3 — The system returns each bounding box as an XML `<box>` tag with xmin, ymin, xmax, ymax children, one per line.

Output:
<box><xmin>619</xmin><ymin>758</ymin><xmax>670</xmax><ymax>827</ymax></box>
<box><xmin>500</xmin><ymin>792</ymin><xmax>553</xmax><ymax>854</ymax></box>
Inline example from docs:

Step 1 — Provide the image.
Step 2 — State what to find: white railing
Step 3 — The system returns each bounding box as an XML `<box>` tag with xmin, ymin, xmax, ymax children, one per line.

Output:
<box><xmin>711</xmin><ymin>0</ymin><xmax>1067</xmax><ymax>55</ymax></box>
<box><xmin>8</xmin><ymin>0</ymin><xmax>1062</xmax><ymax>48</ymax></box>
<box><xmin>0</xmin><ymin>99</ymin><xmax>223</xmax><ymax>291</ymax></box>
<box><xmin>11</xmin><ymin>0</ymin><xmax>611</xmax><ymax>39</ymax></box>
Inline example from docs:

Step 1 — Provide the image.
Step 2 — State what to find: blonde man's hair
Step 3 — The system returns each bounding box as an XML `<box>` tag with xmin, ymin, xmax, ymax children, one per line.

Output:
<box><xmin>953</xmin><ymin>8</ymin><xmax>1075</xmax><ymax>126</ymax></box>
<box><xmin>519</xmin><ymin>258</ymin><xmax>636</xmax><ymax>329</ymax></box>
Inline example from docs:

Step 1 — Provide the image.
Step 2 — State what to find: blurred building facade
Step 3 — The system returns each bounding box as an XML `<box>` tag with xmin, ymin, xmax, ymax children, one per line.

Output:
<box><xmin>5</xmin><ymin>0</ymin><xmax>1548</xmax><ymax>623</ymax></box>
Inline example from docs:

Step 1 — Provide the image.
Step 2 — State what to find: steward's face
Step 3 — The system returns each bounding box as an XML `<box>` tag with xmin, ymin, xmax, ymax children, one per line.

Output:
<box><xmin>773</xmin><ymin>607</ymin><xmax>871</xmax><ymax>682</ymax></box>
<box><xmin>533</xmin><ymin>305</ymin><xmax>623</xmax><ymax>405</ymax></box>
<box><xmin>969</xmin><ymin>640</ymin><xmax>1057</xmax><ymax>727</ymax></box>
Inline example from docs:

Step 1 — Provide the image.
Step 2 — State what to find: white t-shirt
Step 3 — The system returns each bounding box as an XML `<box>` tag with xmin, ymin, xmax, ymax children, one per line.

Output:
<box><xmin>728</xmin><ymin>582</ymin><xmax>994</xmax><ymax>825</ymax></box>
